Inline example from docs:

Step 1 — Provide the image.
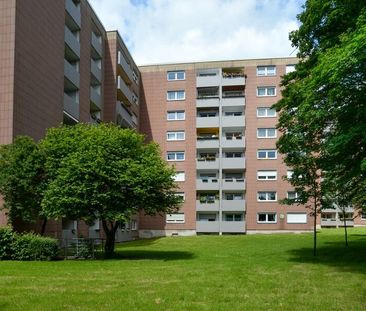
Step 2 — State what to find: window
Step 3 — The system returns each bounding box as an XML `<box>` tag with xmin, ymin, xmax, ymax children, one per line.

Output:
<box><xmin>198</xmin><ymin>214</ymin><xmax>217</xmax><ymax>222</ymax></box>
<box><xmin>362</xmin><ymin>212</ymin><xmax>366</xmax><ymax>220</ymax></box>
<box><xmin>257</xmin><ymin>66</ymin><xmax>276</xmax><ymax>76</ymax></box>
<box><xmin>225</xmin><ymin>132</ymin><xmax>243</xmax><ymax>140</ymax></box>
<box><xmin>257</xmin><ymin>86</ymin><xmax>276</xmax><ymax>97</ymax></box>
<box><xmin>257</xmin><ymin>107</ymin><xmax>276</xmax><ymax>117</ymax></box>
<box><xmin>224</xmin><ymin>111</ymin><xmax>243</xmax><ymax>116</ymax></box>
<box><xmin>167</xmin><ymin>71</ymin><xmax>185</xmax><ymax>81</ymax></box>
<box><xmin>198</xmin><ymin>193</ymin><xmax>217</xmax><ymax>203</ymax></box>
<box><xmin>286</xmin><ymin>65</ymin><xmax>296</xmax><ymax>74</ymax></box>
<box><xmin>166</xmin><ymin>213</ymin><xmax>185</xmax><ymax>224</ymax></box>
<box><xmin>257</xmin><ymin>170</ymin><xmax>277</xmax><ymax>180</ymax></box>
<box><xmin>257</xmin><ymin>149</ymin><xmax>277</xmax><ymax>159</ymax></box>
<box><xmin>225</xmin><ymin>214</ymin><xmax>243</xmax><ymax>221</ymax></box>
<box><xmin>175</xmin><ymin>192</ymin><xmax>185</xmax><ymax>202</ymax></box>
<box><xmin>287</xmin><ymin>191</ymin><xmax>299</xmax><ymax>200</ymax></box>
<box><xmin>167</xmin><ymin>110</ymin><xmax>185</xmax><ymax>121</ymax></box>
<box><xmin>257</xmin><ymin>128</ymin><xmax>277</xmax><ymax>138</ymax></box>
<box><xmin>287</xmin><ymin>170</ymin><xmax>294</xmax><ymax>179</ymax></box>
<box><xmin>174</xmin><ymin>172</ymin><xmax>185</xmax><ymax>182</ymax></box>
<box><xmin>167</xmin><ymin>90</ymin><xmax>185</xmax><ymax>101</ymax></box>
<box><xmin>198</xmin><ymin>152</ymin><xmax>216</xmax><ymax>161</ymax></box>
<box><xmin>287</xmin><ymin>213</ymin><xmax>307</xmax><ymax>224</ymax></box>
<box><xmin>131</xmin><ymin>220</ymin><xmax>138</xmax><ymax>230</ymax></box>
<box><xmin>257</xmin><ymin>213</ymin><xmax>277</xmax><ymax>223</ymax></box>
<box><xmin>167</xmin><ymin>151</ymin><xmax>185</xmax><ymax>161</ymax></box>
<box><xmin>257</xmin><ymin>191</ymin><xmax>277</xmax><ymax>201</ymax></box>
<box><xmin>225</xmin><ymin>152</ymin><xmax>243</xmax><ymax>158</ymax></box>
<box><xmin>167</xmin><ymin>131</ymin><xmax>185</xmax><ymax>141</ymax></box>
<box><xmin>198</xmin><ymin>111</ymin><xmax>218</xmax><ymax>117</ymax></box>
<box><xmin>225</xmin><ymin>193</ymin><xmax>243</xmax><ymax>200</ymax></box>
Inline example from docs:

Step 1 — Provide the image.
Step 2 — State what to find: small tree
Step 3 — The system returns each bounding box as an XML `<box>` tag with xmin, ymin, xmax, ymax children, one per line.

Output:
<box><xmin>40</xmin><ymin>124</ymin><xmax>181</xmax><ymax>257</ymax></box>
<box><xmin>0</xmin><ymin>136</ymin><xmax>46</xmax><ymax>233</ymax></box>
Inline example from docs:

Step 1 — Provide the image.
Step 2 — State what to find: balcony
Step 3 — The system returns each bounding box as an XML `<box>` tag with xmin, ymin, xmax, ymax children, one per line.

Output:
<box><xmin>118</xmin><ymin>51</ymin><xmax>133</xmax><ymax>84</ymax></box>
<box><xmin>222</xmin><ymin>73</ymin><xmax>245</xmax><ymax>86</ymax></box>
<box><xmin>63</xmin><ymin>93</ymin><xmax>79</xmax><ymax>121</ymax></box>
<box><xmin>196</xmin><ymin>74</ymin><xmax>221</xmax><ymax>87</ymax></box>
<box><xmin>321</xmin><ymin>219</ymin><xmax>354</xmax><ymax>227</ymax></box>
<box><xmin>221</xmin><ymin>137</ymin><xmax>245</xmax><ymax>149</ymax></box>
<box><xmin>64</xmin><ymin>59</ymin><xmax>79</xmax><ymax>89</ymax></box>
<box><xmin>117</xmin><ymin>76</ymin><xmax>133</xmax><ymax>105</ymax></box>
<box><xmin>221</xmin><ymin>221</ymin><xmax>246</xmax><ymax>233</ymax></box>
<box><xmin>222</xmin><ymin>200</ymin><xmax>246</xmax><ymax>211</ymax></box>
<box><xmin>91</xmin><ymin>32</ymin><xmax>103</xmax><ymax>57</ymax></box>
<box><xmin>196</xmin><ymin>97</ymin><xmax>220</xmax><ymax>108</ymax></box>
<box><xmin>196</xmin><ymin>178</ymin><xmax>219</xmax><ymax>191</ymax></box>
<box><xmin>222</xmin><ymin>178</ymin><xmax>246</xmax><ymax>191</ymax></box>
<box><xmin>65</xmin><ymin>0</ymin><xmax>81</xmax><ymax>29</ymax></box>
<box><xmin>196</xmin><ymin>158</ymin><xmax>219</xmax><ymax>170</ymax></box>
<box><xmin>196</xmin><ymin>116</ymin><xmax>219</xmax><ymax>128</ymax></box>
<box><xmin>196</xmin><ymin>136</ymin><xmax>219</xmax><ymax>149</ymax></box>
<box><xmin>196</xmin><ymin>221</ymin><xmax>220</xmax><ymax>233</ymax></box>
<box><xmin>90</xmin><ymin>59</ymin><xmax>102</xmax><ymax>84</ymax></box>
<box><xmin>196</xmin><ymin>200</ymin><xmax>220</xmax><ymax>212</ymax></box>
<box><xmin>64</xmin><ymin>26</ymin><xmax>80</xmax><ymax>59</ymax></box>
<box><xmin>222</xmin><ymin>97</ymin><xmax>245</xmax><ymax>107</ymax></box>
<box><xmin>90</xmin><ymin>87</ymin><xmax>102</xmax><ymax>111</ymax></box>
<box><xmin>222</xmin><ymin>158</ymin><xmax>246</xmax><ymax>169</ymax></box>
<box><xmin>222</xmin><ymin>115</ymin><xmax>245</xmax><ymax>128</ymax></box>
<box><xmin>116</xmin><ymin>102</ymin><xmax>135</xmax><ymax>128</ymax></box>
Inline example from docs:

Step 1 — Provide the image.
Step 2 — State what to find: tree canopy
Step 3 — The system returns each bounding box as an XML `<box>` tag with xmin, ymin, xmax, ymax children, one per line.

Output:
<box><xmin>275</xmin><ymin>0</ymin><xmax>366</xmax><ymax>209</ymax></box>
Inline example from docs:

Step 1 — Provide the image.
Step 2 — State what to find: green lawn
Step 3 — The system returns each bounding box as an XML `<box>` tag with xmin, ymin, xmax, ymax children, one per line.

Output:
<box><xmin>1</xmin><ymin>228</ymin><xmax>366</xmax><ymax>311</ymax></box>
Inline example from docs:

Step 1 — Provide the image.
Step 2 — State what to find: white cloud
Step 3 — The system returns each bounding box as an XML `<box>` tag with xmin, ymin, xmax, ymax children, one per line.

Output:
<box><xmin>89</xmin><ymin>0</ymin><xmax>304</xmax><ymax>65</ymax></box>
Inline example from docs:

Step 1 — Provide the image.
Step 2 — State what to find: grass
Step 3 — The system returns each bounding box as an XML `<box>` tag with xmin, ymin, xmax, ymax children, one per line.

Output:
<box><xmin>1</xmin><ymin>228</ymin><xmax>366</xmax><ymax>311</ymax></box>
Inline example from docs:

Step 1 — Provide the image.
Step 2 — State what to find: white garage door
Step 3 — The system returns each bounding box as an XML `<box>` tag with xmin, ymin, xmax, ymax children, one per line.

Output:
<box><xmin>287</xmin><ymin>213</ymin><xmax>307</xmax><ymax>224</ymax></box>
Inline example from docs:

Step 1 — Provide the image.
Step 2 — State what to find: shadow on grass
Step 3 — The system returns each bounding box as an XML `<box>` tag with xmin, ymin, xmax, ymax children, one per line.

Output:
<box><xmin>96</xmin><ymin>250</ymin><xmax>195</xmax><ymax>261</ymax></box>
<box><xmin>287</xmin><ymin>239</ymin><xmax>366</xmax><ymax>274</ymax></box>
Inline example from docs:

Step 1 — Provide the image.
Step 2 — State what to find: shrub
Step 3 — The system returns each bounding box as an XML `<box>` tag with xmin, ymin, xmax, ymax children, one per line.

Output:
<box><xmin>0</xmin><ymin>226</ymin><xmax>15</xmax><ymax>260</ymax></box>
<box><xmin>12</xmin><ymin>233</ymin><xmax>58</xmax><ymax>261</ymax></box>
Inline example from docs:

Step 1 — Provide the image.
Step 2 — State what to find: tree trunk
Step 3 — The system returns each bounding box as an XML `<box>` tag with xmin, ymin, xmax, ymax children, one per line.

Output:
<box><xmin>102</xmin><ymin>220</ymin><xmax>118</xmax><ymax>258</ymax></box>
<box><xmin>343</xmin><ymin>211</ymin><xmax>348</xmax><ymax>247</ymax></box>
<box><xmin>40</xmin><ymin>218</ymin><xmax>47</xmax><ymax>236</ymax></box>
<box><xmin>313</xmin><ymin>198</ymin><xmax>317</xmax><ymax>256</ymax></box>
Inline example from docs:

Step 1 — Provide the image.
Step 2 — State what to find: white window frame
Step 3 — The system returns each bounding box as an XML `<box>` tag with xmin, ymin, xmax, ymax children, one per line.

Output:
<box><xmin>256</xmin><ymin>66</ymin><xmax>276</xmax><ymax>76</ymax></box>
<box><xmin>257</xmin><ymin>213</ymin><xmax>277</xmax><ymax>223</ymax></box>
<box><xmin>287</xmin><ymin>170</ymin><xmax>294</xmax><ymax>179</ymax></box>
<box><xmin>257</xmin><ymin>149</ymin><xmax>277</xmax><ymax>160</ymax></box>
<box><xmin>257</xmin><ymin>107</ymin><xmax>277</xmax><ymax>118</ymax></box>
<box><xmin>174</xmin><ymin>171</ymin><xmax>185</xmax><ymax>182</ymax></box>
<box><xmin>175</xmin><ymin>192</ymin><xmax>185</xmax><ymax>202</ymax></box>
<box><xmin>167</xmin><ymin>110</ymin><xmax>185</xmax><ymax>121</ymax></box>
<box><xmin>257</xmin><ymin>191</ymin><xmax>277</xmax><ymax>202</ymax></box>
<box><xmin>257</xmin><ymin>86</ymin><xmax>276</xmax><ymax>97</ymax></box>
<box><xmin>166</xmin><ymin>213</ymin><xmax>185</xmax><ymax>224</ymax></box>
<box><xmin>257</xmin><ymin>128</ymin><xmax>277</xmax><ymax>138</ymax></box>
<box><xmin>286</xmin><ymin>64</ymin><xmax>296</xmax><ymax>74</ymax></box>
<box><xmin>287</xmin><ymin>213</ymin><xmax>307</xmax><ymax>224</ymax></box>
<box><xmin>167</xmin><ymin>131</ymin><xmax>185</xmax><ymax>141</ymax></box>
<box><xmin>287</xmin><ymin>191</ymin><xmax>299</xmax><ymax>200</ymax></box>
<box><xmin>167</xmin><ymin>151</ymin><xmax>185</xmax><ymax>161</ymax></box>
<box><xmin>167</xmin><ymin>90</ymin><xmax>185</xmax><ymax>101</ymax></box>
<box><xmin>167</xmin><ymin>71</ymin><xmax>185</xmax><ymax>81</ymax></box>
<box><xmin>257</xmin><ymin>170</ymin><xmax>277</xmax><ymax>181</ymax></box>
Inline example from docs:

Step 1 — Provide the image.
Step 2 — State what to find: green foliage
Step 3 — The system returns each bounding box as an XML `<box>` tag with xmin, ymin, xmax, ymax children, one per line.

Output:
<box><xmin>0</xmin><ymin>226</ymin><xmax>15</xmax><ymax>260</ymax></box>
<box><xmin>11</xmin><ymin>233</ymin><xmax>58</xmax><ymax>261</ymax></box>
<box><xmin>0</xmin><ymin>136</ymin><xmax>45</xmax><ymax>226</ymax></box>
<box><xmin>40</xmin><ymin>123</ymin><xmax>181</xmax><ymax>255</ymax></box>
<box><xmin>275</xmin><ymin>1</ymin><xmax>366</xmax><ymax>209</ymax></box>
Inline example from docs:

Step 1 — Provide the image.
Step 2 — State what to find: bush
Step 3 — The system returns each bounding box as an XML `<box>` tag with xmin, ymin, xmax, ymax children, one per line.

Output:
<box><xmin>12</xmin><ymin>233</ymin><xmax>58</xmax><ymax>261</ymax></box>
<box><xmin>0</xmin><ymin>226</ymin><xmax>15</xmax><ymax>260</ymax></box>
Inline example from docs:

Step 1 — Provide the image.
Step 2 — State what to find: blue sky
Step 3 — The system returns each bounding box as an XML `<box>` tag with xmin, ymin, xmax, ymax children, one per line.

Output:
<box><xmin>89</xmin><ymin>0</ymin><xmax>305</xmax><ymax>65</ymax></box>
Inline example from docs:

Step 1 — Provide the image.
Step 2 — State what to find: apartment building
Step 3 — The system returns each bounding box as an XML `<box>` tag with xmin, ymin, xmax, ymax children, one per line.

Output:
<box><xmin>137</xmin><ymin>60</ymin><xmax>366</xmax><ymax>236</ymax></box>
<box><xmin>0</xmin><ymin>0</ymin><xmax>364</xmax><ymax>238</ymax></box>
<box><xmin>0</xmin><ymin>0</ymin><xmax>140</xmax><ymax>240</ymax></box>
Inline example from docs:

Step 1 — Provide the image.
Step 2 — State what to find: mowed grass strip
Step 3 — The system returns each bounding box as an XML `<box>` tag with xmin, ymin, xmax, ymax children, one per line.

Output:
<box><xmin>1</xmin><ymin>228</ymin><xmax>366</xmax><ymax>311</ymax></box>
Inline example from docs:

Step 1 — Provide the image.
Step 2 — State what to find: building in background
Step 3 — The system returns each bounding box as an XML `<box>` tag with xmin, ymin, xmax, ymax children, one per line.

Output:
<box><xmin>0</xmin><ymin>0</ymin><xmax>364</xmax><ymax>239</ymax></box>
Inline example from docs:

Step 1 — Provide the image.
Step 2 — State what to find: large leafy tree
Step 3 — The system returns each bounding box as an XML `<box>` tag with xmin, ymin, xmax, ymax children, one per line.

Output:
<box><xmin>0</xmin><ymin>136</ymin><xmax>46</xmax><ymax>233</ymax></box>
<box><xmin>40</xmin><ymin>124</ymin><xmax>181</xmax><ymax>256</ymax></box>
<box><xmin>275</xmin><ymin>0</ymin><xmax>366</xmax><ymax>230</ymax></box>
